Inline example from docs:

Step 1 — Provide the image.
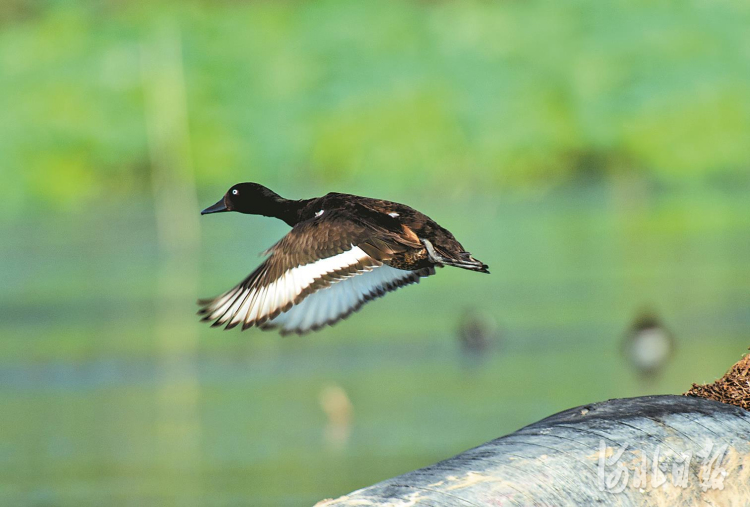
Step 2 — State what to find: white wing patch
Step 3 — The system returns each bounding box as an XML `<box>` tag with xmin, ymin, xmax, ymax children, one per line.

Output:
<box><xmin>261</xmin><ymin>265</ymin><xmax>424</xmax><ymax>335</ymax></box>
<box><xmin>202</xmin><ymin>246</ymin><xmax>378</xmax><ymax>328</ymax></box>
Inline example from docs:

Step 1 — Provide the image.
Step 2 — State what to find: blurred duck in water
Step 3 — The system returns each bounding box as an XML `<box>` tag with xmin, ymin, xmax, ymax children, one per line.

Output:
<box><xmin>457</xmin><ymin>309</ymin><xmax>500</xmax><ymax>367</ymax></box>
<box><xmin>622</xmin><ymin>311</ymin><xmax>675</xmax><ymax>381</ymax></box>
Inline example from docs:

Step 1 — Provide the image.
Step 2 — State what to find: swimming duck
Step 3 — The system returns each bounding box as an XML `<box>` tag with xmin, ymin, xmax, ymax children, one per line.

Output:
<box><xmin>622</xmin><ymin>311</ymin><xmax>675</xmax><ymax>380</ymax></box>
<box><xmin>198</xmin><ymin>183</ymin><xmax>489</xmax><ymax>335</ymax></box>
<box><xmin>457</xmin><ymin>309</ymin><xmax>500</xmax><ymax>364</ymax></box>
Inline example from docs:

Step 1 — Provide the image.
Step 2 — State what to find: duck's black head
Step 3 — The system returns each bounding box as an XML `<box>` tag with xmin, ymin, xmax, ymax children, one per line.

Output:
<box><xmin>201</xmin><ymin>182</ymin><xmax>283</xmax><ymax>216</ymax></box>
<box><xmin>201</xmin><ymin>182</ymin><xmax>302</xmax><ymax>226</ymax></box>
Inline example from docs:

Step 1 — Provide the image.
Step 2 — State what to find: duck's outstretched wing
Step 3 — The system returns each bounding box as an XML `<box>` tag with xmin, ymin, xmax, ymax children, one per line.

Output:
<box><xmin>197</xmin><ymin>209</ymin><xmax>430</xmax><ymax>333</ymax></box>
<box><xmin>260</xmin><ymin>264</ymin><xmax>434</xmax><ymax>335</ymax></box>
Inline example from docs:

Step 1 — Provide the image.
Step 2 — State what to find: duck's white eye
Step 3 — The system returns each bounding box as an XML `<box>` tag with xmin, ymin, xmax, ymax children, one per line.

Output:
<box><xmin>232</xmin><ymin>189</ymin><xmax>239</xmax><ymax>195</ymax></box>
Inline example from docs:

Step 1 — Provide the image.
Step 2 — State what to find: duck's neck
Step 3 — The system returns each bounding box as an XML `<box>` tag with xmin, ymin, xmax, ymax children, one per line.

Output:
<box><xmin>260</xmin><ymin>193</ymin><xmax>307</xmax><ymax>227</ymax></box>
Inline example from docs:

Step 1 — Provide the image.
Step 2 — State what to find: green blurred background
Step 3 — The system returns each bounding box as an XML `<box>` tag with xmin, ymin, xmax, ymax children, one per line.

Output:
<box><xmin>2</xmin><ymin>0</ymin><xmax>750</xmax><ymax>505</ymax></box>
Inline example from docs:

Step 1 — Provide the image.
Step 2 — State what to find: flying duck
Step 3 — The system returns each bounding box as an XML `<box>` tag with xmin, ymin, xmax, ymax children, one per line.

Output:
<box><xmin>198</xmin><ymin>183</ymin><xmax>489</xmax><ymax>335</ymax></box>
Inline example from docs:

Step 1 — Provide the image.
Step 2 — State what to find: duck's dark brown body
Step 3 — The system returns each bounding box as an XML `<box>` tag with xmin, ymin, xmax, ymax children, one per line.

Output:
<box><xmin>198</xmin><ymin>183</ymin><xmax>488</xmax><ymax>335</ymax></box>
<box><xmin>292</xmin><ymin>192</ymin><xmax>485</xmax><ymax>272</ymax></box>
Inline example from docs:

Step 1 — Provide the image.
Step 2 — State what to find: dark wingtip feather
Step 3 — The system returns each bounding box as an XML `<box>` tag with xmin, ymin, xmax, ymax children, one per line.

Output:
<box><xmin>241</xmin><ymin>320</ymin><xmax>256</xmax><ymax>331</ymax></box>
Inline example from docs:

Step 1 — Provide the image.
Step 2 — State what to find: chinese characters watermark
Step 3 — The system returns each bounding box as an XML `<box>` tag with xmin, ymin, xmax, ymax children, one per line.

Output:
<box><xmin>597</xmin><ymin>438</ymin><xmax>728</xmax><ymax>492</ymax></box>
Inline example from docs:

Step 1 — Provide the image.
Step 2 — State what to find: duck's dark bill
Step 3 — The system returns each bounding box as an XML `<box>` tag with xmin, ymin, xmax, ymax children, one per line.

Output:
<box><xmin>201</xmin><ymin>198</ymin><xmax>228</xmax><ymax>215</ymax></box>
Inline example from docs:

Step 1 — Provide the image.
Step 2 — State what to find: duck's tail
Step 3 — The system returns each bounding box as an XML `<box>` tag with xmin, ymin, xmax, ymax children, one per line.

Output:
<box><xmin>443</xmin><ymin>252</ymin><xmax>490</xmax><ymax>274</ymax></box>
<box><xmin>422</xmin><ymin>239</ymin><xmax>489</xmax><ymax>274</ymax></box>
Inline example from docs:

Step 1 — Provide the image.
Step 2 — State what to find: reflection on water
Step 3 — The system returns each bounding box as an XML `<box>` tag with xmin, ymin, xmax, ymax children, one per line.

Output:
<box><xmin>319</xmin><ymin>384</ymin><xmax>353</xmax><ymax>453</ymax></box>
<box><xmin>1</xmin><ymin>182</ymin><xmax>750</xmax><ymax>505</ymax></box>
<box><xmin>143</xmin><ymin>22</ymin><xmax>203</xmax><ymax>506</ymax></box>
